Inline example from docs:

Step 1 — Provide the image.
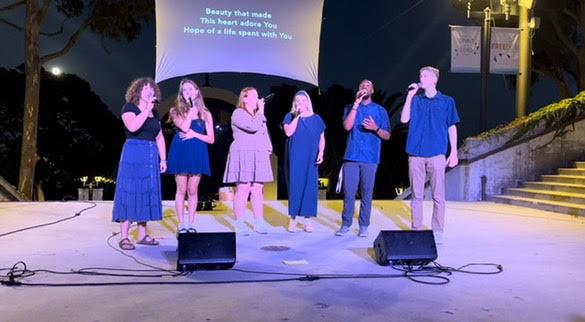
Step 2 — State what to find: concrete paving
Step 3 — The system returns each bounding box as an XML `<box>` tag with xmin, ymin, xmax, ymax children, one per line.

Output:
<box><xmin>1</xmin><ymin>200</ymin><xmax>584</xmax><ymax>322</ymax></box>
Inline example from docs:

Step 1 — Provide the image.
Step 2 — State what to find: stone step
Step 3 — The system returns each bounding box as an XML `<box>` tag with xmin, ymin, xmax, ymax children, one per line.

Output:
<box><xmin>558</xmin><ymin>168</ymin><xmax>585</xmax><ymax>176</ymax></box>
<box><xmin>505</xmin><ymin>188</ymin><xmax>585</xmax><ymax>205</ymax></box>
<box><xmin>0</xmin><ymin>176</ymin><xmax>24</xmax><ymax>201</ymax></box>
<box><xmin>523</xmin><ymin>181</ymin><xmax>585</xmax><ymax>194</ymax></box>
<box><xmin>488</xmin><ymin>195</ymin><xmax>585</xmax><ymax>216</ymax></box>
<box><xmin>541</xmin><ymin>175</ymin><xmax>585</xmax><ymax>185</ymax></box>
<box><xmin>575</xmin><ymin>161</ymin><xmax>585</xmax><ymax>169</ymax></box>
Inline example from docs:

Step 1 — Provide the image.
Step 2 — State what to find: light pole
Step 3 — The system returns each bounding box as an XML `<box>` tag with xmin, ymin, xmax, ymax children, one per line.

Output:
<box><xmin>465</xmin><ymin>0</ymin><xmax>520</xmax><ymax>132</ymax></box>
<box><xmin>516</xmin><ymin>0</ymin><xmax>535</xmax><ymax>117</ymax></box>
<box><xmin>479</xmin><ymin>7</ymin><xmax>492</xmax><ymax>133</ymax></box>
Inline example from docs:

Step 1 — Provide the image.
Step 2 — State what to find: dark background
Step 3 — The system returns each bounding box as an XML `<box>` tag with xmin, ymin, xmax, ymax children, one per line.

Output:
<box><xmin>0</xmin><ymin>1</ymin><xmax>571</xmax><ymax>200</ymax></box>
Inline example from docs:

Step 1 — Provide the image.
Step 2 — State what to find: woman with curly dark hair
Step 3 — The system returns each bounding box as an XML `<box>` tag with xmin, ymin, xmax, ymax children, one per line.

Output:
<box><xmin>112</xmin><ymin>77</ymin><xmax>167</xmax><ymax>250</ymax></box>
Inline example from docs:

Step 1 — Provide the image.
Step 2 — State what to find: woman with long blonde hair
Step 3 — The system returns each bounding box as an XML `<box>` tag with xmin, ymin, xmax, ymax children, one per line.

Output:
<box><xmin>166</xmin><ymin>79</ymin><xmax>214</xmax><ymax>233</ymax></box>
<box><xmin>223</xmin><ymin>87</ymin><xmax>273</xmax><ymax>234</ymax></box>
<box><xmin>282</xmin><ymin>90</ymin><xmax>325</xmax><ymax>232</ymax></box>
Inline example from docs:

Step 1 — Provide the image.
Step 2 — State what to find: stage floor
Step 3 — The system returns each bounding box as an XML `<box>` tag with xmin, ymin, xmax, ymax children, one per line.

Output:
<box><xmin>1</xmin><ymin>200</ymin><xmax>584</xmax><ymax>322</ymax></box>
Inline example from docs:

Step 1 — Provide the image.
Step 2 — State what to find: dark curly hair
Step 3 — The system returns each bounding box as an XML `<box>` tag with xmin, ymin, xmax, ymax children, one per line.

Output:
<box><xmin>124</xmin><ymin>77</ymin><xmax>161</xmax><ymax>105</ymax></box>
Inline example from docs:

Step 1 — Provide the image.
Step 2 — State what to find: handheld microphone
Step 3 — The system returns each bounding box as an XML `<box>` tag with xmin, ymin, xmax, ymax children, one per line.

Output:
<box><xmin>254</xmin><ymin>94</ymin><xmax>275</xmax><ymax>114</ymax></box>
<box><xmin>357</xmin><ymin>89</ymin><xmax>368</xmax><ymax>99</ymax></box>
<box><xmin>188</xmin><ymin>98</ymin><xmax>193</xmax><ymax>107</ymax></box>
<box><xmin>408</xmin><ymin>83</ymin><xmax>422</xmax><ymax>91</ymax></box>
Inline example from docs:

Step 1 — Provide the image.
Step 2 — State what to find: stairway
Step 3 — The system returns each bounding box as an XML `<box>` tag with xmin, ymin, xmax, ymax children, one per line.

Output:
<box><xmin>489</xmin><ymin>161</ymin><xmax>585</xmax><ymax>216</ymax></box>
<box><xmin>0</xmin><ymin>176</ymin><xmax>24</xmax><ymax>201</ymax></box>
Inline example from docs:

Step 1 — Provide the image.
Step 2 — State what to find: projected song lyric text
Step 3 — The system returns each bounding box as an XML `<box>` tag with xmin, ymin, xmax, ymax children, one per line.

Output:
<box><xmin>182</xmin><ymin>7</ymin><xmax>293</xmax><ymax>41</ymax></box>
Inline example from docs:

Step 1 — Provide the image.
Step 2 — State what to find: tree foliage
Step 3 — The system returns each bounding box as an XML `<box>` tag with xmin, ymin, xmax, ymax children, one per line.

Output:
<box><xmin>0</xmin><ymin>67</ymin><xmax>125</xmax><ymax>200</ymax></box>
<box><xmin>0</xmin><ymin>0</ymin><xmax>155</xmax><ymax>199</ymax></box>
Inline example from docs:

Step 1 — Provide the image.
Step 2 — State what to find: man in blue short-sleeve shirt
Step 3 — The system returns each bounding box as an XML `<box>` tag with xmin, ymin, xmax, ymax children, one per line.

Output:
<box><xmin>336</xmin><ymin>80</ymin><xmax>391</xmax><ymax>237</ymax></box>
<box><xmin>401</xmin><ymin>66</ymin><xmax>460</xmax><ymax>243</ymax></box>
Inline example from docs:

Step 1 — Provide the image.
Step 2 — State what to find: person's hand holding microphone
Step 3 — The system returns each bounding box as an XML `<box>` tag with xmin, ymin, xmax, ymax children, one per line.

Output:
<box><xmin>353</xmin><ymin>89</ymin><xmax>367</xmax><ymax>108</ymax></box>
<box><xmin>407</xmin><ymin>83</ymin><xmax>421</xmax><ymax>98</ymax></box>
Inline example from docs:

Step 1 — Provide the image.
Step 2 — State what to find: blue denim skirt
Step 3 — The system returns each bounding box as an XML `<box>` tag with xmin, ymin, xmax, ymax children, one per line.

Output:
<box><xmin>112</xmin><ymin>139</ymin><xmax>163</xmax><ymax>222</ymax></box>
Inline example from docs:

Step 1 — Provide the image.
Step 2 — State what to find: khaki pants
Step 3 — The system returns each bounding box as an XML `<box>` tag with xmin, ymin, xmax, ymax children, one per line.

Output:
<box><xmin>408</xmin><ymin>155</ymin><xmax>446</xmax><ymax>232</ymax></box>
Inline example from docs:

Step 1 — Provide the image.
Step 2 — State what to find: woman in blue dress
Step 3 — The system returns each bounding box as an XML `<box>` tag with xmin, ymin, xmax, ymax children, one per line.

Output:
<box><xmin>167</xmin><ymin>79</ymin><xmax>214</xmax><ymax>233</ymax></box>
<box><xmin>112</xmin><ymin>77</ymin><xmax>167</xmax><ymax>250</ymax></box>
<box><xmin>282</xmin><ymin>90</ymin><xmax>326</xmax><ymax>233</ymax></box>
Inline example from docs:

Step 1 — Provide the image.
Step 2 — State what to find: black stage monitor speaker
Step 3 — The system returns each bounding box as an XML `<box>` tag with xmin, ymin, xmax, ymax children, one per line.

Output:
<box><xmin>373</xmin><ymin>230</ymin><xmax>437</xmax><ymax>266</ymax></box>
<box><xmin>177</xmin><ymin>232</ymin><xmax>236</xmax><ymax>271</ymax></box>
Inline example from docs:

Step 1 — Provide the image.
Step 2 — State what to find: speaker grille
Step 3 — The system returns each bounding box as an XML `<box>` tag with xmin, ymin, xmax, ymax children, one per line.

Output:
<box><xmin>177</xmin><ymin>232</ymin><xmax>236</xmax><ymax>271</ymax></box>
<box><xmin>373</xmin><ymin>230</ymin><xmax>437</xmax><ymax>266</ymax></box>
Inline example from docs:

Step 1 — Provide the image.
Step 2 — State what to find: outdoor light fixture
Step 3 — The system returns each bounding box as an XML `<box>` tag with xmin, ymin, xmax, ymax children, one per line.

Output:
<box><xmin>464</xmin><ymin>0</ymin><xmax>519</xmax><ymax>20</ymax></box>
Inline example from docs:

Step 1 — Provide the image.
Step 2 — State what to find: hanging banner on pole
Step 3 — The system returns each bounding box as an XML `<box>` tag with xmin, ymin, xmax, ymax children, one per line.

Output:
<box><xmin>490</xmin><ymin>27</ymin><xmax>520</xmax><ymax>74</ymax></box>
<box><xmin>450</xmin><ymin>25</ymin><xmax>519</xmax><ymax>74</ymax></box>
<box><xmin>450</xmin><ymin>25</ymin><xmax>481</xmax><ymax>73</ymax></box>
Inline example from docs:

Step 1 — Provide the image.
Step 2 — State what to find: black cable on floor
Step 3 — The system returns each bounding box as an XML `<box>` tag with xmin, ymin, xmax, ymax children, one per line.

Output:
<box><xmin>0</xmin><ymin>194</ymin><xmax>174</xmax><ymax>240</ymax></box>
<box><xmin>0</xmin><ymin>262</ymin><xmax>408</xmax><ymax>287</ymax></box>
<box><xmin>1</xmin><ymin>262</ymin><xmax>35</xmax><ymax>283</ymax></box>
<box><xmin>0</xmin><ymin>201</ymin><xmax>96</xmax><ymax>238</ymax></box>
<box><xmin>3</xmin><ymin>277</ymin><xmax>309</xmax><ymax>287</ymax></box>
<box><xmin>389</xmin><ymin>261</ymin><xmax>503</xmax><ymax>285</ymax></box>
<box><xmin>42</xmin><ymin>268</ymin><xmax>183</xmax><ymax>278</ymax></box>
<box><xmin>432</xmin><ymin>262</ymin><xmax>504</xmax><ymax>275</ymax></box>
<box><xmin>1</xmin><ymin>258</ymin><xmax>503</xmax><ymax>287</ymax></box>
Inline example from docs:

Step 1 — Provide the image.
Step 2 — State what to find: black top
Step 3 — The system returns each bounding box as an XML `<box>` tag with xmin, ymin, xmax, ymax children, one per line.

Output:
<box><xmin>121</xmin><ymin>103</ymin><xmax>161</xmax><ymax>141</ymax></box>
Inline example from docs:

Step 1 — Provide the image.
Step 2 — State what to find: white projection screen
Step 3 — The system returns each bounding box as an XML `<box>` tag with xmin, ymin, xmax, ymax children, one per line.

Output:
<box><xmin>155</xmin><ymin>0</ymin><xmax>324</xmax><ymax>85</ymax></box>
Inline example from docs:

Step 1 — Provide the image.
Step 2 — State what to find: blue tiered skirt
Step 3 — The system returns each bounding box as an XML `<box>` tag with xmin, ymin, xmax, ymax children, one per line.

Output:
<box><xmin>112</xmin><ymin>139</ymin><xmax>163</xmax><ymax>222</ymax></box>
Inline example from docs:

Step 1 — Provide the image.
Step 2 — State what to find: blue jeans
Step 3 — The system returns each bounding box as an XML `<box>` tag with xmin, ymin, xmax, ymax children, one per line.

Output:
<box><xmin>341</xmin><ymin>162</ymin><xmax>378</xmax><ymax>227</ymax></box>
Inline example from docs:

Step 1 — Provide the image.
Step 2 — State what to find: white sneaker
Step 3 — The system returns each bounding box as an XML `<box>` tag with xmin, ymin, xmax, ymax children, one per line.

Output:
<box><xmin>178</xmin><ymin>223</ymin><xmax>188</xmax><ymax>234</ymax></box>
<box><xmin>433</xmin><ymin>231</ymin><xmax>443</xmax><ymax>245</ymax></box>
<box><xmin>304</xmin><ymin>218</ymin><xmax>314</xmax><ymax>233</ymax></box>
<box><xmin>335</xmin><ymin>226</ymin><xmax>350</xmax><ymax>236</ymax></box>
<box><xmin>287</xmin><ymin>219</ymin><xmax>299</xmax><ymax>233</ymax></box>
<box><xmin>254</xmin><ymin>219</ymin><xmax>268</xmax><ymax>234</ymax></box>
<box><xmin>358</xmin><ymin>226</ymin><xmax>369</xmax><ymax>237</ymax></box>
<box><xmin>235</xmin><ymin>220</ymin><xmax>249</xmax><ymax>235</ymax></box>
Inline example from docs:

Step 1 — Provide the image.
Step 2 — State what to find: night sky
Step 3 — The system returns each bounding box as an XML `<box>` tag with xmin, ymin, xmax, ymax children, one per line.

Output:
<box><xmin>0</xmin><ymin>1</ymin><xmax>561</xmax><ymax>139</ymax></box>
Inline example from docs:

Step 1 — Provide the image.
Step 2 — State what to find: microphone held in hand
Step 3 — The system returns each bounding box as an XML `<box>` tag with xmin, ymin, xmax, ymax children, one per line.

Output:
<box><xmin>263</xmin><ymin>93</ymin><xmax>275</xmax><ymax>102</ymax></box>
<box><xmin>188</xmin><ymin>98</ymin><xmax>193</xmax><ymax>108</ymax></box>
<box><xmin>408</xmin><ymin>83</ymin><xmax>422</xmax><ymax>91</ymax></box>
<box><xmin>357</xmin><ymin>89</ymin><xmax>369</xmax><ymax>100</ymax></box>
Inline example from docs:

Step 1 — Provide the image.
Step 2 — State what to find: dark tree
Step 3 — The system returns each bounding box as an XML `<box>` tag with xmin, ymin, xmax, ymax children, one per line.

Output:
<box><xmin>0</xmin><ymin>67</ymin><xmax>125</xmax><ymax>200</ymax></box>
<box><xmin>0</xmin><ymin>0</ymin><xmax>154</xmax><ymax>199</ymax></box>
